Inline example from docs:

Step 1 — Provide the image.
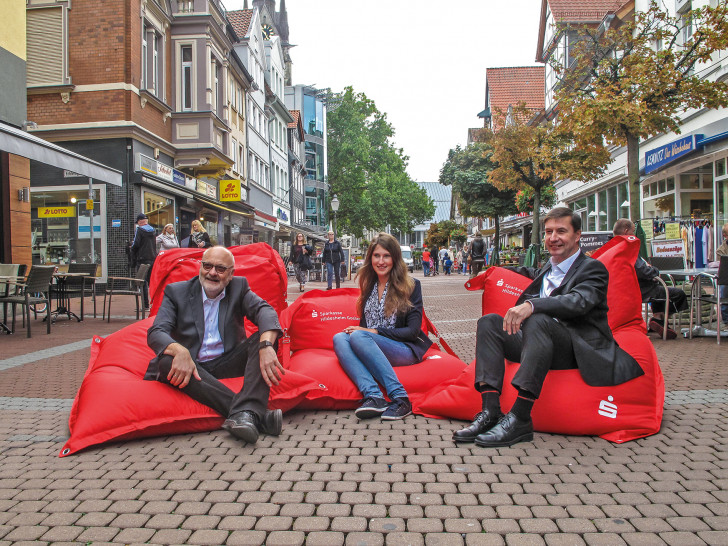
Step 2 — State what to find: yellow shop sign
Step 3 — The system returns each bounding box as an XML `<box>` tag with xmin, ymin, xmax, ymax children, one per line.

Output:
<box><xmin>220</xmin><ymin>180</ymin><xmax>241</xmax><ymax>202</ymax></box>
<box><xmin>38</xmin><ymin>206</ymin><xmax>75</xmax><ymax>218</ymax></box>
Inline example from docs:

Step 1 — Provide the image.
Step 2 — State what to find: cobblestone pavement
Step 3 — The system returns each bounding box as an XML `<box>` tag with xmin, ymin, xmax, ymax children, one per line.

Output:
<box><xmin>0</xmin><ymin>270</ymin><xmax>727</xmax><ymax>545</ymax></box>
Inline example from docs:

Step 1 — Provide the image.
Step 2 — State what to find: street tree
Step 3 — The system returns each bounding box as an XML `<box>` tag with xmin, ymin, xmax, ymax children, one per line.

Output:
<box><xmin>424</xmin><ymin>220</ymin><xmax>467</xmax><ymax>250</ymax></box>
<box><xmin>484</xmin><ymin>106</ymin><xmax>607</xmax><ymax>246</ymax></box>
<box><xmin>439</xmin><ymin>142</ymin><xmax>518</xmax><ymax>262</ymax></box>
<box><xmin>554</xmin><ymin>0</ymin><xmax>728</xmax><ymax>220</ymax></box>
<box><xmin>327</xmin><ymin>86</ymin><xmax>434</xmax><ymax>237</ymax></box>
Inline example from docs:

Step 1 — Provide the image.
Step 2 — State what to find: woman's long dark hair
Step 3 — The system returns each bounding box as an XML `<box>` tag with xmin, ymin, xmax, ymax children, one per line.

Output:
<box><xmin>356</xmin><ymin>232</ymin><xmax>414</xmax><ymax>318</ymax></box>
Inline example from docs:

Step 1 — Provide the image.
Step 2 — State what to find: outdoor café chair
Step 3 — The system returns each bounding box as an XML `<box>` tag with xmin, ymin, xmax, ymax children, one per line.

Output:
<box><xmin>65</xmin><ymin>263</ymin><xmax>99</xmax><ymax>320</ymax></box>
<box><xmin>103</xmin><ymin>263</ymin><xmax>150</xmax><ymax>322</ymax></box>
<box><xmin>0</xmin><ymin>265</ymin><xmax>55</xmax><ymax>337</ymax></box>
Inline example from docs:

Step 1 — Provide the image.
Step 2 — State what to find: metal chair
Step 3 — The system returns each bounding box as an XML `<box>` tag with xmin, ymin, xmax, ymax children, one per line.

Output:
<box><xmin>688</xmin><ymin>258</ymin><xmax>727</xmax><ymax>345</ymax></box>
<box><xmin>103</xmin><ymin>263</ymin><xmax>151</xmax><ymax>322</ymax></box>
<box><xmin>66</xmin><ymin>263</ymin><xmax>98</xmax><ymax>320</ymax></box>
<box><xmin>0</xmin><ymin>265</ymin><xmax>55</xmax><ymax>337</ymax></box>
<box><xmin>643</xmin><ymin>276</ymin><xmax>671</xmax><ymax>340</ymax></box>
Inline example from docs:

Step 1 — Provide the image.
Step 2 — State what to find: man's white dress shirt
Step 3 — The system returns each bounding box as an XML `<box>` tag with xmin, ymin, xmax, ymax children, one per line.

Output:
<box><xmin>198</xmin><ymin>288</ymin><xmax>226</xmax><ymax>362</ymax></box>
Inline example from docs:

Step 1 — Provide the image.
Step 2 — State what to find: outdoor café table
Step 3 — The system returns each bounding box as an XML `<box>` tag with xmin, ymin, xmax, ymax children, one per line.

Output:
<box><xmin>659</xmin><ymin>267</ymin><xmax>723</xmax><ymax>340</ymax></box>
<box><xmin>48</xmin><ymin>272</ymin><xmax>88</xmax><ymax>322</ymax></box>
<box><xmin>0</xmin><ymin>275</ymin><xmax>22</xmax><ymax>333</ymax></box>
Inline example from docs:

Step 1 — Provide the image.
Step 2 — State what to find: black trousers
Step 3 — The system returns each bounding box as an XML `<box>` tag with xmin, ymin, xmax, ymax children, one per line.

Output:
<box><xmin>475</xmin><ymin>313</ymin><xmax>577</xmax><ymax>398</ymax></box>
<box><xmin>137</xmin><ymin>259</ymin><xmax>154</xmax><ymax>308</ymax></box>
<box><xmin>649</xmin><ymin>287</ymin><xmax>688</xmax><ymax>315</ymax></box>
<box><xmin>151</xmin><ymin>332</ymin><xmax>270</xmax><ymax>419</ymax></box>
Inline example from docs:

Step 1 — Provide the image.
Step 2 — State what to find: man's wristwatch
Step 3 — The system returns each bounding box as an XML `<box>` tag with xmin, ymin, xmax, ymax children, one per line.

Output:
<box><xmin>259</xmin><ymin>340</ymin><xmax>274</xmax><ymax>351</ymax></box>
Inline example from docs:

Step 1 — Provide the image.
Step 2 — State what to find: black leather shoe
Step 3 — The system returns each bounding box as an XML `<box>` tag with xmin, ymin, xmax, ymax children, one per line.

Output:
<box><xmin>452</xmin><ymin>410</ymin><xmax>503</xmax><ymax>443</ymax></box>
<box><xmin>474</xmin><ymin>412</ymin><xmax>533</xmax><ymax>448</ymax></box>
<box><xmin>259</xmin><ymin>409</ymin><xmax>283</xmax><ymax>436</ymax></box>
<box><xmin>222</xmin><ymin>411</ymin><xmax>259</xmax><ymax>444</ymax></box>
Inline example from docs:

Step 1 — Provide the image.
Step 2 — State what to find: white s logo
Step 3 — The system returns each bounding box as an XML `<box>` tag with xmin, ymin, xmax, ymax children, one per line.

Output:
<box><xmin>598</xmin><ymin>396</ymin><xmax>618</xmax><ymax>419</ymax></box>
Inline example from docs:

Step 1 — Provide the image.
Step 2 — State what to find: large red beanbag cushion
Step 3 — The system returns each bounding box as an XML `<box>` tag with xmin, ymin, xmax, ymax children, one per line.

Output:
<box><xmin>60</xmin><ymin>318</ymin><xmax>319</xmax><ymax>457</ymax></box>
<box><xmin>278</xmin><ymin>288</ymin><xmax>468</xmax><ymax>410</ymax></box>
<box><xmin>148</xmin><ymin>243</ymin><xmax>288</xmax><ymax>325</ymax></box>
<box><xmin>416</xmin><ymin>236</ymin><xmax>664</xmax><ymax>443</ymax></box>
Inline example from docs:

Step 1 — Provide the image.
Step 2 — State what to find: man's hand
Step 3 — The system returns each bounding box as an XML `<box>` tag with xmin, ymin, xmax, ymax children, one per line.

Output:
<box><xmin>163</xmin><ymin>343</ymin><xmax>201</xmax><ymax>388</ymax></box>
<box><xmin>502</xmin><ymin>302</ymin><xmax>534</xmax><ymax>335</ymax></box>
<box><xmin>259</xmin><ymin>346</ymin><xmax>285</xmax><ymax>387</ymax></box>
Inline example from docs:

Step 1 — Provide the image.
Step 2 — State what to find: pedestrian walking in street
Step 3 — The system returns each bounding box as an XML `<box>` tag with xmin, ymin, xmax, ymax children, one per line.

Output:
<box><xmin>156</xmin><ymin>224</ymin><xmax>179</xmax><ymax>252</ymax></box>
<box><xmin>146</xmin><ymin>246</ymin><xmax>285</xmax><ymax>444</ymax></box>
<box><xmin>188</xmin><ymin>220</ymin><xmax>212</xmax><ymax>249</ymax></box>
<box><xmin>130</xmin><ymin>212</ymin><xmax>157</xmax><ymax>309</ymax></box>
<box><xmin>323</xmin><ymin>230</ymin><xmax>344</xmax><ymax>290</ymax></box>
<box><xmin>432</xmin><ymin>246</ymin><xmax>440</xmax><ymax>275</ymax></box>
<box><xmin>470</xmin><ymin>232</ymin><xmax>486</xmax><ymax>276</ymax></box>
<box><xmin>422</xmin><ymin>248</ymin><xmax>431</xmax><ymax>276</ymax></box>
<box><xmin>443</xmin><ymin>252</ymin><xmax>453</xmax><ymax>275</ymax></box>
<box><xmin>289</xmin><ymin>232</ymin><xmax>311</xmax><ymax>292</ymax></box>
<box><xmin>333</xmin><ymin>232</ymin><xmax>433</xmax><ymax>421</ymax></box>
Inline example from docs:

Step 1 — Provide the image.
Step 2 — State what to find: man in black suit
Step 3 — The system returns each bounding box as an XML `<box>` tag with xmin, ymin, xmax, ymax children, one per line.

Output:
<box><xmin>613</xmin><ymin>218</ymin><xmax>687</xmax><ymax>339</ymax></box>
<box><xmin>146</xmin><ymin>246</ymin><xmax>285</xmax><ymax>444</ymax></box>
<box><xmin>453</xmin><ymin>207</ymin><xmax>644</xmax><ymax>447</ymax></box>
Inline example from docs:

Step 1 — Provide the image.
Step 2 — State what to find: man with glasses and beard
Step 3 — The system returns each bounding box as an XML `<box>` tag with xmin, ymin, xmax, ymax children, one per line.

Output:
<box><xmin>146</xmin><ymin>246</ymin><xmax>285</xmax><ymax>444</ymax></box>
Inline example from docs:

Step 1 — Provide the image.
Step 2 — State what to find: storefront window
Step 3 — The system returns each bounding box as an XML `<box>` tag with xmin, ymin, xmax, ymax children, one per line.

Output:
<box><xmin>598</xmin><ymin>189</ymin><xmax>607</xmax><ymax>230</ymax></box>
<box><xmin>142</xmin><ymin>189</ymin><xmax>175</xmax><ymax>233</ymax></box>
<box><xmin>607</xmin><ymin>185</ymin><xmax>617</xmax><ymax>228</ymax></box>
<box><xmin>587</xmin><ymin>194</ymin><xmax>596</xmax><ymax>231</ymax></box>
<box><xmin>618</xmin><ymin>182</ymin><xmax>630</xmax><ymax>218</ymax></box>
<box><xmin>680</xmin><ymin>174</ymin><xmax>699</xmax><ymax>189</ymax></box>
<box><xmin>666</xmin><ymin>177</ymin><xmax>675</xmax><ymax>191</ymax></box>
<box><xmin>30</xmin><ymin>186</ymin><xmax>106</xmax><ymax>278</ymax></box>
<box><xmin>716</xmin><ymin>158</ymin><xmax>727</xmax><ymax>178</ymax></box>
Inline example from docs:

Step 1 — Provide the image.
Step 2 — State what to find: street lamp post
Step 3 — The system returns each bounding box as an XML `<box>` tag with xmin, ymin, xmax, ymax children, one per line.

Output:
<box><xmin>331</xmin><ymin>194</ymin><xmax>340</xmax><ymax>238</ymax></box>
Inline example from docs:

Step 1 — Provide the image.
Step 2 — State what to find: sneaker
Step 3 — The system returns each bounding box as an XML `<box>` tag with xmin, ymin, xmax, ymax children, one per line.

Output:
<box><xmin>381</xmin><ymin>397</ymin><xmax>412</xmax><ymax>421</ymax></box>
<box><xmin>354</xmin><ymin>397</ymin><xmax>389</xmax><ymax>419</ymax></box>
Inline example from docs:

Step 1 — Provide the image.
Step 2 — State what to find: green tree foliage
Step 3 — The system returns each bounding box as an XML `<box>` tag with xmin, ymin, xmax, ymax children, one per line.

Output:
<box><xmin>424</xmin><ymin>220</ymin><xmax>467</xmax><ymax>249</ymax></box>
<box><xmin>327</xmin><ymin>87</ymin><xmax>434</xmax><ymax>237</ymax></box>
<box><xmin>439</xmin><ymin>142</ymin><xmax>518</xmax><ymax>256</ymax></box>
<box><xmin>484</xmin><ymin>106</ymin><xmax>607</xmax><ymax>245</ymax></box>
<box><xmin>554</xmin><ymin>0</ymin><xmax>728</xmax><ymax>220</ymax></box>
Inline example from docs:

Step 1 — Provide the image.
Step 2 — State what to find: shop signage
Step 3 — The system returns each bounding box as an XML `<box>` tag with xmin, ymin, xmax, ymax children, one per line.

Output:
<box><xmin>276</xmin><ymin>208</ymin><xmax>289</xmax><ymax>221</ymax></box>
<box><xmin>112</xmin><ymin>219</ymin><xmax>121</xmax><ymax>228</ymax></box>
<box><xmin>579</xmin><ymin>232</ymin><xmax>611</xmax><ymax>254</ymax></box>
<box><xmin>38</xmin><ymin>206</ymin><xmax>75</xmax><ymax>218</ymax></box>
<box><xmin>665</xmin><ymin>223</ymin><xmax>681</xmax><ymax>239</ymax></box>
<box><xmin>157</xmin><ymin>163</ymin><xmax>173</xmax><ymax>182</ymax></box>
<box><xmin>172</xmin><ymin>169</ymin><xmax>186</xmax><ymax>186</ymax></box>
<box><xmin>651</xmin><ymin>239</ymin><xmax>685</xmax><ymax>259</ymax></box>
<box><xmin>220</xmin><ymin>180</ymin><xmax>241</xmax><ymax>201</ymax></box>
<box><xmin>196</xmin><ymin>180</ymin><xmax>207</xmax><ymax>194</ymax></box>
<box><xmin>640</xmin><ymin>219</ymin><xmax>653</xmax><ymax>240</ymax></box>
<box><xmin>85</xmin><ymin>199</ymin><xmax>94</xmax><ymax>210</ymax></box>
<box><xmin>63</xmin><ymin>170</ymin><xmax>82</xmax><ymax>178</ymax></box>
<box><xmin>185</xmin><ymin>175</ymin><xmax>197</xmax><ymax>191</ymax></box>
<box><xmin>206</xmin><ymin>184</ymin><xmax>217</xmax><ymax>199</ymax></box>
<box><xmin>644</xmin><ymin>135</ymin><xmax>697</xmax><ymax>174</ymax></box>
<box><xmin>139</xmin><ymin>155</ymin><xmax>157</xmax><ymax>175</ymax></box>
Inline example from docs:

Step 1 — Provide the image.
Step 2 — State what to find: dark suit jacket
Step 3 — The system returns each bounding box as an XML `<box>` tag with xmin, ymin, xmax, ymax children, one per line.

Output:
<box><xmin>507</xmin><ymin>252</ymin><xmax>643</xmax><ymax>387</ymax></box>
<box><xmin>145</xmin><ymin>276</ymin><xmax>282</xmax><ymax>379</ymax></box>
<box><xmin>359</xmin><ymin>278</ymin><xmax>433</xmax><ymax>361</ymax></box>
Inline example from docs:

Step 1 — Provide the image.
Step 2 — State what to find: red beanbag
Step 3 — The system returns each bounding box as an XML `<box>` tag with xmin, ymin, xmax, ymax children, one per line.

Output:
<box><xmin>279</xmin><ymin>288</ymin><xmax>468</xmax><ymax>410</ymax></box>
<box><xmin>60</xmin><ymin>318</ymin><xmax>319</xmax><ymax>457</ymax></box>
<box><xmin>591</xmin><ymin>235</ymin><xmax>645</xmax><ymax>332</ymax></box>
<box><xmin>288</xmin><ymin>346</ymin><xmax>467</xmax><ymax>410</ymax></box>
<box><xmin>418</xmin><ymin>237</ymin><xmax>663</xmax><ymax>443</ymax></box>
<box><xmin>279</xmin><ymin>288</ymin><xmax>360</xmax><ymax>352</ymax></box>
<box><xmin>148</xmin><ymin>243</ymin><xmax>288</xmax><ymax>321</ymax></box>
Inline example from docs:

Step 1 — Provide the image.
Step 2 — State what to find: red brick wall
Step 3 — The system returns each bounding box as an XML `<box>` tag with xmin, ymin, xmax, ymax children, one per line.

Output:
<box><xmin>27</xmin><ymin>0</ymin><xmax>173</xmax><ymax>142</ymax></box>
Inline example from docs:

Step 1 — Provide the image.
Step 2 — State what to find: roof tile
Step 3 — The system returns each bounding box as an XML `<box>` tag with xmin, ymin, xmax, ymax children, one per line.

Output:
<box><xmin>547</xmin><ymin>0</ymin><xmax>626</xmax><ymax>23</ymax></box>
<box><xmin>228</xmin><ymin>9</ymin><xmax>253</xmax><ymax>39</ymax></box>
<box><xmin>486</xmin><ymin>66</ymin><xmax>545</xmax><ymax>125</ymax></box>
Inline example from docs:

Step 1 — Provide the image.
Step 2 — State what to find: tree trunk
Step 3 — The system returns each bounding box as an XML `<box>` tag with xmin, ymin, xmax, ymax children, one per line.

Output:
<box><xmin>531</xmin><ymin>188</ymin><xmax>541</xmax><ymax>247</ymax></box>
<box><xmin>627</xmin><ymin>132</ymin><xmax>641</xmax><ymax>222</ymax></box>
<box><xmin>493</xmin><ymin>216</ymin><xmax>501</xmax><ymax>266</ymax></box>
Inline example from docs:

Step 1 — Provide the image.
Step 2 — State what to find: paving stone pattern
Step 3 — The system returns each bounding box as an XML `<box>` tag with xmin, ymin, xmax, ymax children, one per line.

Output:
<box><xmin>0</xmin><ymin>271</ymin><xmax>727</xmax><ymax>545</ymax></box>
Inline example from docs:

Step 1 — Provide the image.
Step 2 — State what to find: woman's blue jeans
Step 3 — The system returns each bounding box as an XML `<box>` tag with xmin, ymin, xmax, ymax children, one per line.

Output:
<box><xmin>333</xmin><ymin>330</ymin><xmax>418</xmax><ymax>400</ymax></box>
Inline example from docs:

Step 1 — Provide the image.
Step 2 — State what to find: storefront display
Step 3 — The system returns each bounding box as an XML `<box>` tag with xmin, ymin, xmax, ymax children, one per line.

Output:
<box><xmin>31</xmin><ymin>186</ymin><xmax>106</xmax><ymax>278</ymax></box>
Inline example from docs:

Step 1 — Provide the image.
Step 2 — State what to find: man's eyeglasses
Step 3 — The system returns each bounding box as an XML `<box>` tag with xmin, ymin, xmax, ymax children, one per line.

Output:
<box><xmin>201</xmin><ymin>262</ymin><xmax>233</xmax><ymax>274</ymax></box>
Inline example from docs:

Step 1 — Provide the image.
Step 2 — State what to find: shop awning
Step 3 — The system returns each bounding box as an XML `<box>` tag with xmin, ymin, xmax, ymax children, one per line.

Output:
<box><xmin>0</xmin><ymin>122</ymin><xmax>122</xmax><ymax>186</ymax></box>
<box><xmin>196</xmin><ymin>197</ymin><xmax>253</xmax><ymax>217</ymax></box>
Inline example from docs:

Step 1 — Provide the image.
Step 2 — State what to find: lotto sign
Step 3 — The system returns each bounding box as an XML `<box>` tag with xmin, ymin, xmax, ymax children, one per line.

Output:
<box><xmin>38</xmin><ymin>206</ymin><xmax>75</xmax><ymax>218</ymax></box>
<box><xmin>220</xmin><ymin>180</ymin><xmax>241</xmax><ymax>201</ymax></box>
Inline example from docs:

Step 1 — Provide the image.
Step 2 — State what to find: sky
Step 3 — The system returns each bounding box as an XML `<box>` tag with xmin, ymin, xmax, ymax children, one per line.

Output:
<box><xmin>226</xmin><ymin>0</ymin><xmax>544</xmax><ymax>183</ymax></box>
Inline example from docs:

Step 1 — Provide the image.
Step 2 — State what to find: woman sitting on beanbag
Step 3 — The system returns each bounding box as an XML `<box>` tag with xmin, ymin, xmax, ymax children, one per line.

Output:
<box><xmin>333</xmin><ymin>232</ymin><xmax>433</xmax><ymax>420</ymax></box>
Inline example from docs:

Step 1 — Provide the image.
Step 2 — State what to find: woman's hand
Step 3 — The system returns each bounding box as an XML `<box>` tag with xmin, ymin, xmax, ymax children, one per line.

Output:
<box><xmin>197</xmin><ymin>241</ymin><xmax>205</xmax><ymax>248</ymax></box>
<box><xmin>343</xmin><ymin>326</ymin><xmax>377</xmax><ymax>335</ymax></box>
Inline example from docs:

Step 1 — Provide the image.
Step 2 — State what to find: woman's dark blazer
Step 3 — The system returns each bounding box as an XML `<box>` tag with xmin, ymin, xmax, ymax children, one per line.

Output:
<box><xmin>188</xmin><ymin>231</ymin><xmax>211</xmax><ymax>248</ymax></box>
<box><xmin>359</xmin><ymin>278</ymin><xmax>433</xmax><ymax>361</ymax></box>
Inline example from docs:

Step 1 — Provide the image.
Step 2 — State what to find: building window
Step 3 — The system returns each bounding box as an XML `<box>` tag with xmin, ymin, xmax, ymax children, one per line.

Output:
<box><xmin>181</xmin><ymin>45</ymin><xmax>193</xmax><ymax>110</ymax></box>
<box><xmin>142</xmin><ymin>22</ymin><xmax>164</xmax><ymax>98</ymax></box>
<box><xmin>27</xmin><ymin>5</ymin><xmax>71</xmax><ymax>87</ymax></box>
<box><xmin>142</xmin><ymin>25</ymin><xmax>148</xmax><ymax>89</ymax></box>
<box><xmin>231</xmin><ymin>138</ymin><xmax>238</xmax><ymax>173</ymax></box>
<box><xmin>178</xmin><ymin>0</ymin><xmax>193</xmax><ymax>12</ymax></box>
<box><xmin>212</xmin><ymin>61</ymin><xmax>220</xmax><ymax>113</ymax></box>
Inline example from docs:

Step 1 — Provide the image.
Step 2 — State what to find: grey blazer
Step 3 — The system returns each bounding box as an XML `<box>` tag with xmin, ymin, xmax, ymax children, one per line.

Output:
<box><xmin>508</xmin><ymin>252</ymin><xmax>644</xmax><ymax>387</ymax></box>
<box><xmin>145</xmin><ymin>276</ymin><xmax>282</xmax><ymax>379</ymax></box>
